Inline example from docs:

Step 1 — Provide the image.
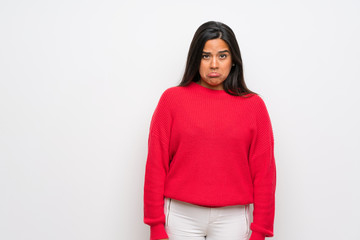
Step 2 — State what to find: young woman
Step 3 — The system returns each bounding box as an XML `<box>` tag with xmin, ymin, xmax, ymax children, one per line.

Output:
<box><xmin>143</xmin><ymin>21</ymin><xmax>276</xmax><ymax>240</ymax></box>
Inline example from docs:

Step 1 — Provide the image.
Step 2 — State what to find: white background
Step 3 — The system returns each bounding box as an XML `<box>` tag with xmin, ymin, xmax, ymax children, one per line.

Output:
<box><xmin>1</xmin><ymin>0</ymin><xmax>359</xmax><ymax>239</ymax></box>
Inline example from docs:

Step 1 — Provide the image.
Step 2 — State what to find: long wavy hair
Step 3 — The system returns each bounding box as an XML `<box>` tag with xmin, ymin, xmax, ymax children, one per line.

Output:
<box><xmin>178</xmin><ymin>21</ymin><xmax>257</xmax><ymax>97</ymax></box>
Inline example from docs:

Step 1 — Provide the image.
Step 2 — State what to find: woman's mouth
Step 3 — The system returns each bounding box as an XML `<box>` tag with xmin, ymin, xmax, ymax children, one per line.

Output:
<box><xmin>208</xmin><ymin>72</ymin><xmax>220</xmax><ymax>77</ymax></box>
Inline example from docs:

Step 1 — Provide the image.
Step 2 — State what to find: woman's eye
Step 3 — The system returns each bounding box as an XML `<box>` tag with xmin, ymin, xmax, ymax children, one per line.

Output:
<box><xmin>202</xmin><ymin>55</ymin><xmax>210</xmax><ymax>59</ymax></box>
<box><xmin>219</xmin><ymin>54</ymin><xmax>227</xmax><ymax>59</ymax></box>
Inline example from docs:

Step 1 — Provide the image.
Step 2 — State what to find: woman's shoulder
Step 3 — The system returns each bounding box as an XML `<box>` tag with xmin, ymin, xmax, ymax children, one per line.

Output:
<box><xmin>248</xmin><ymin>94</ymin><xmax>272</xmax><ymax>122</ymax></box>
<box><xmin>155</xmin><ymin>85</ymin><xmax>184</xmax><ymax>109</ymax></box>
<box><xmin>249</xmin><ymin>94</ymin><xmax>266</xmax><ymax>106</ymax></box>
<box><xmin>159</xmin><ymin>84</ymin><xmax>188</xmax><ymax>99</ymax></box>
<box><xmin>162</xmin><ymin>85</ymin><xmax>182</xmax><ymax>94</ymax></box>
<box><xmin>238</xmin><ymin>93</ymin><xmax>270</xmax><ymax>118</ymax></box>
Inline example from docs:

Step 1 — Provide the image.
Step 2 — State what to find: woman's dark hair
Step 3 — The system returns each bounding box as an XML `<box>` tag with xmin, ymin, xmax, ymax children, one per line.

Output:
<box><xmin>178</xmin><ymin>21</ymin><xmax>257</xmax><ymax>97</ymax></box>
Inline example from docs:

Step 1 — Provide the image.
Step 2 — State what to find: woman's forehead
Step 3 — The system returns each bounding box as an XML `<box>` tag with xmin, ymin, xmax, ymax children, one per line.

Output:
<box><xmin>202</xmin><ymin>39</ymin><xmax>230</xmax><ymax>52</ymax></box>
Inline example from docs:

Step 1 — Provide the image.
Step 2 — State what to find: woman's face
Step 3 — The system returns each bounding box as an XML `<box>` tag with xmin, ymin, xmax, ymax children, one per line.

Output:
<box><xmin>198</xmin><ymin>38</ymin><xmax>232</xmax><ymax>90</ymax></box>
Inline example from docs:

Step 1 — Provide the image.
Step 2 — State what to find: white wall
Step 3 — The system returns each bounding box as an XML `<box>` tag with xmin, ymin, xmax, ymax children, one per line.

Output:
<box><xmin>1</xmin><ymin>0</ymin><xmax>359</xmax><ymax>239</ymax></box>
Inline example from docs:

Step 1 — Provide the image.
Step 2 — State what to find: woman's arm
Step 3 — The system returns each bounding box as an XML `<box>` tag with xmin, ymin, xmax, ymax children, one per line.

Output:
<box><xmin>143</xmin><ymin>90</ymin><xmax>173</xmax><ymax>240</ymax></box>
<box><xmin>248</xmin><ymin>95</ymin><xmax>276</xmax><ymax>240</ymax></box>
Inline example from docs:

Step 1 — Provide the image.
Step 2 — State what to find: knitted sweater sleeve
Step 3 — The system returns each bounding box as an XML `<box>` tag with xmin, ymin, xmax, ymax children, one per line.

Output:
<box><xmin>248</xmin><ymin>96</ymin><xmax>276</xmax><ymax>240</ymax></box>
<box><xmin>143</xmin><ymin>90</ymin><xmax>172</xmax><ymax>240</ymax></box>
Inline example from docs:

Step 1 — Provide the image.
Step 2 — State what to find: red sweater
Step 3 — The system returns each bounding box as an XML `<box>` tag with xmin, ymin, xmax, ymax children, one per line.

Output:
<box><xmin>144</xmin><ymin>81</ymin><xmax>276</xmax><ymax>240</ymax></box>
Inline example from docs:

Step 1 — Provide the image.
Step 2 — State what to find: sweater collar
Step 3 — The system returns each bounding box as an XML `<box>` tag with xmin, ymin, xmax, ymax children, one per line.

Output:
<box><xmin>189</xmin><ymin>81</ymin><xmax>228</xmax><ymax>95</ymax></box>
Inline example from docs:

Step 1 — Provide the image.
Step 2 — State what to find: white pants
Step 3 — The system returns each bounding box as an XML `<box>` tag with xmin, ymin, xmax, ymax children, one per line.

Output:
<box><xmin>164</xmin><ymin>198</ymin><xmax>250</xmax><ymax>240</ymax></box>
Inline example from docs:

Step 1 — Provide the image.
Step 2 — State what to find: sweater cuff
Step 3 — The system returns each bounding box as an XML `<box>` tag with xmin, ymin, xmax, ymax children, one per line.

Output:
<box><xmin>150</xmin><ymin>223</ymin><xmax>168</xmax><ymax>240</ymax></box>
<box><xmin>249</xmin><ymin>231</ymin><xmax>266</xmax><ymax>240</ymax></box>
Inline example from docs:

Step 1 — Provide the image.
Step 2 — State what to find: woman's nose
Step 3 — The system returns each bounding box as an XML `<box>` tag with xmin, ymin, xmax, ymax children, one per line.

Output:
<box><xmin>210</xmin><ymin>57</ymin><xmax>218</xmax><ymax>69</ymax></box>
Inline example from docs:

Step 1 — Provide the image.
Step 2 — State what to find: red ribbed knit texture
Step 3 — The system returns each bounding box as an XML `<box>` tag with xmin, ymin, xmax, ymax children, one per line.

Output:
<box><xmin>144</xmin><ymin>81</ymin><xmax>276</xmax><ymax>240</ymax></box>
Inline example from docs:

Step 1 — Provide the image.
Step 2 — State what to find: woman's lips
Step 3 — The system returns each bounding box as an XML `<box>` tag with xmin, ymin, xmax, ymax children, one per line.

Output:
<box><xmin>208</xmin><ymin>72</ymin><xmax>220</xmax><ymax>77</ymax></box>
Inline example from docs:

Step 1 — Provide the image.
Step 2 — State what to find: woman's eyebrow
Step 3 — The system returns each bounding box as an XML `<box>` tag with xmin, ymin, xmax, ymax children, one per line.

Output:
<box><xmin>202</xmin><ymin>50</ymin><xmax>230</xmax><ymax>54</ymax></box>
